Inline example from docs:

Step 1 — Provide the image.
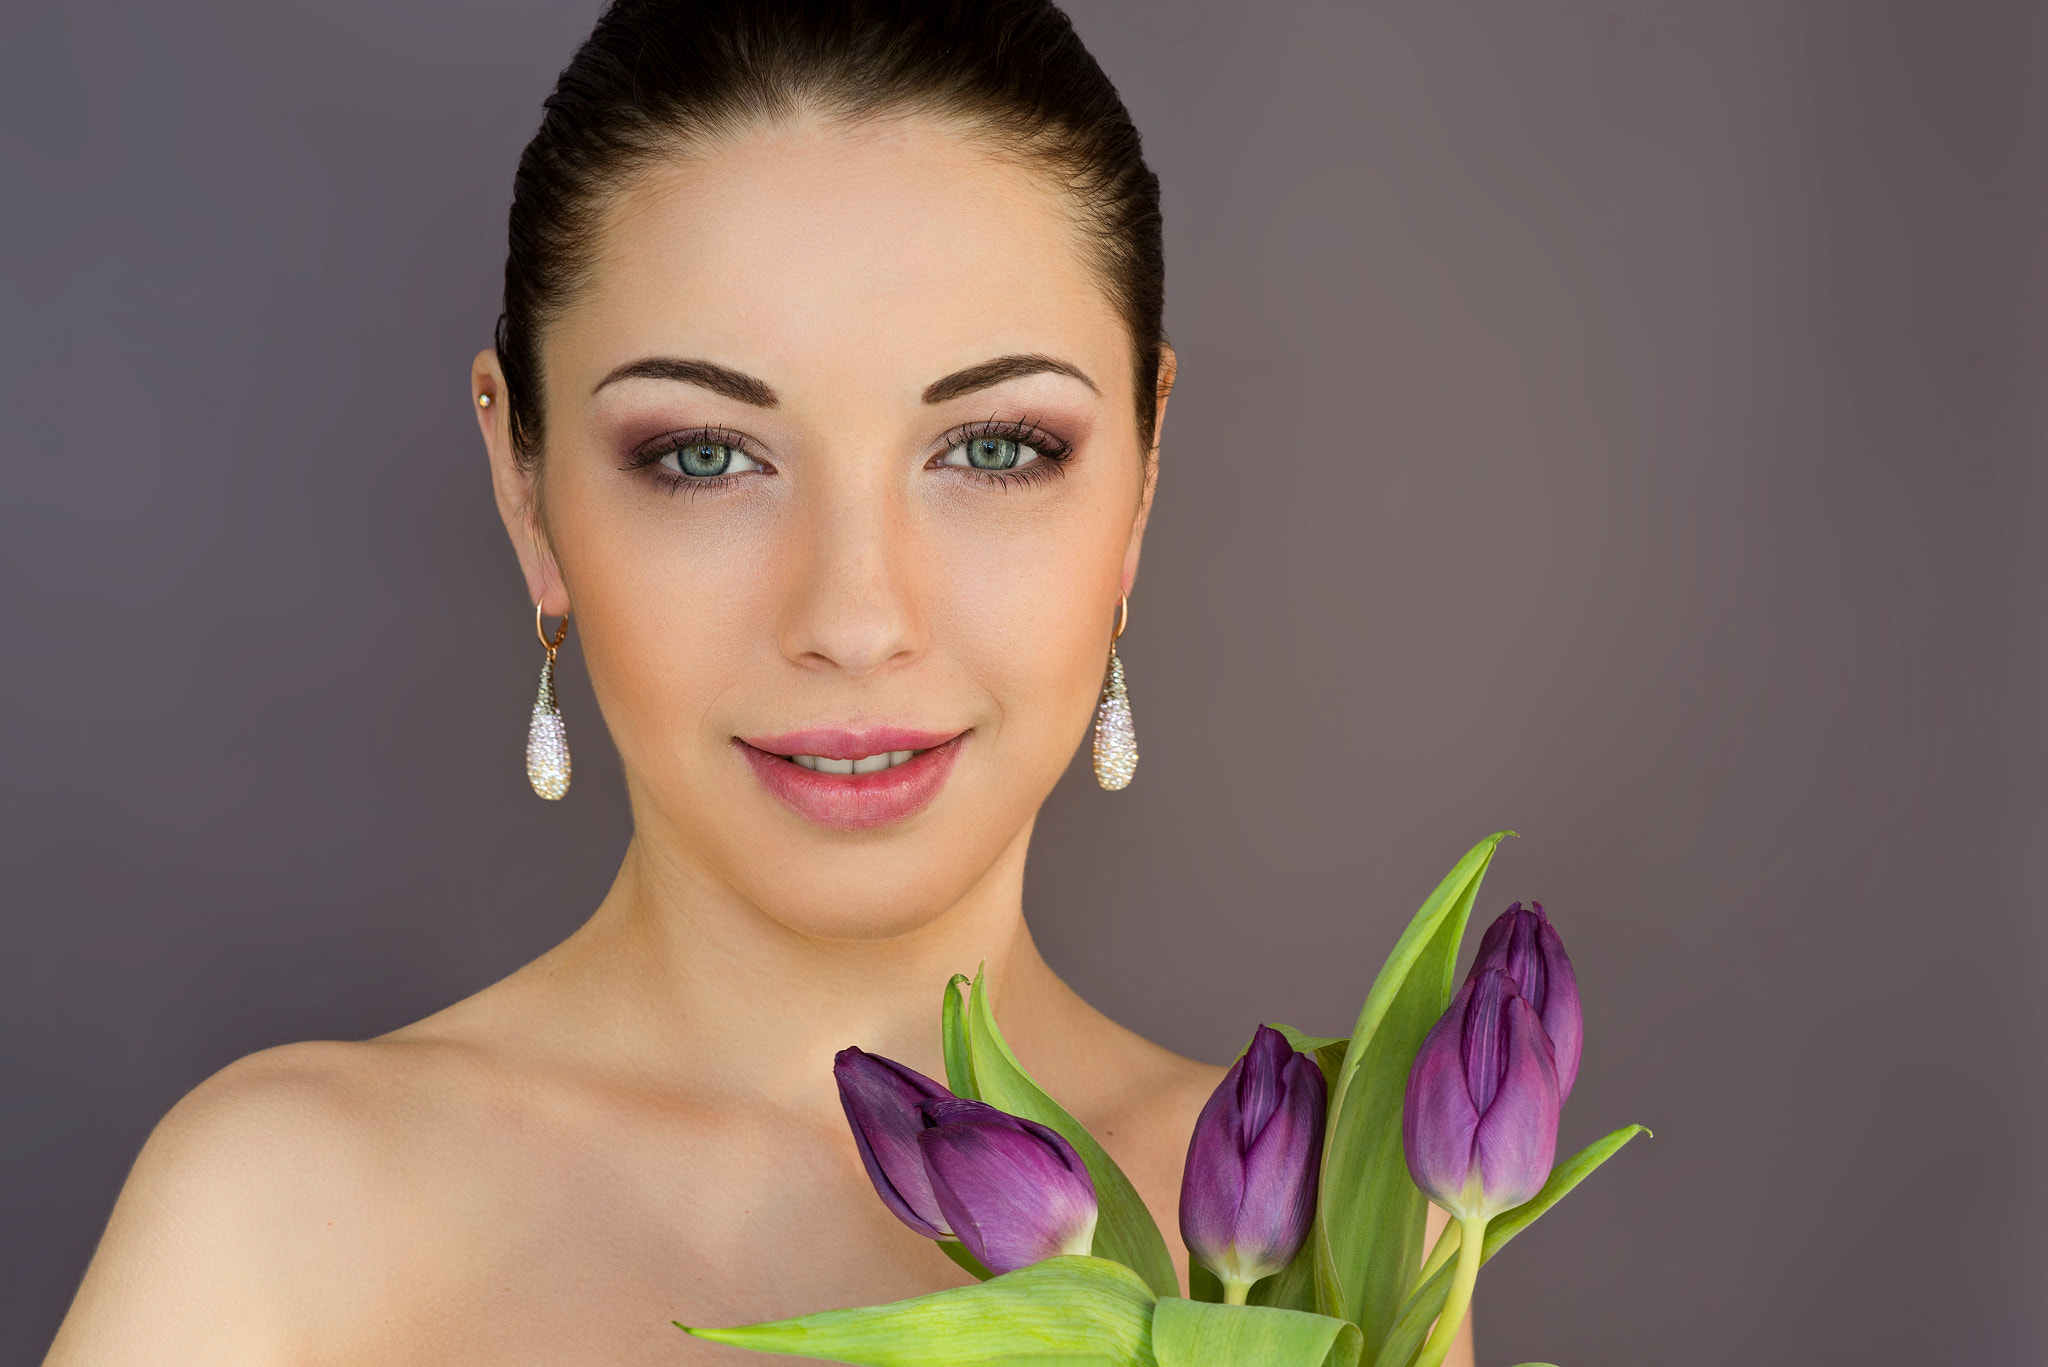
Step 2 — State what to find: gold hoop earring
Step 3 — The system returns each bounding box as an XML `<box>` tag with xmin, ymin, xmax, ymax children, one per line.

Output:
<box><xmin>1092</xmin><ymin>595</ymin><xmax>1137</xmax><ymax>790</ymax></box>
<box><xmin>527</xmin><ymin>603</ymin><xmax>571</xmax><ymax>800</ymax></box>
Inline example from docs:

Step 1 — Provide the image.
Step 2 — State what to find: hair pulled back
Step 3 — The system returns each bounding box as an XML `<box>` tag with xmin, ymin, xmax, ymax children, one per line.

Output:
<box><xmin>496</xmin><ymin>0</ymin><xmax>1164</xmax><ymax>470</ymax></box>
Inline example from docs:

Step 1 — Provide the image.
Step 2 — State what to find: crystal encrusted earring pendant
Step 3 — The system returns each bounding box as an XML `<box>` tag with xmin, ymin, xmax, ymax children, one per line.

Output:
<box><xmin>1092</xmin><ymin>595</ymin><xmax>1137</xmax><ymax>790</ymax></box>
<box><xmin>527</xmin><ymin>604</ymin><xmax>571</xmax><ymax>800</ymax></box>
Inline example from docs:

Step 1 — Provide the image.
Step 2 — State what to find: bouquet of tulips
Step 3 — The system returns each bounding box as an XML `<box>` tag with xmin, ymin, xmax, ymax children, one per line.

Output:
<box><xmin>680</xmin><ymin>833</ymin><xmax>1647</xmax><ymax>1367</ymax></box>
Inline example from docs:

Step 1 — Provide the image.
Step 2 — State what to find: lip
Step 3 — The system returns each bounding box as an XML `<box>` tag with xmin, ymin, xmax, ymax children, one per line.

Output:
<box><xmin>736</xmin><ymin>728</ymin><xmax>968</xmax><ymax>831</ymax></box>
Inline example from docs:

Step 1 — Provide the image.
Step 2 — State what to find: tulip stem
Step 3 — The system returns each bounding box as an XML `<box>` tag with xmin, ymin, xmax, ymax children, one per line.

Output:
<box><xmin>1222</xmin><ymin>1279</ymin><xmax>1251</xmax><ymax>1306</ymax></box>
<box><xmin>1415</xmin><ymin>1216</ymin><xmax>1487</xmax><ymax>1367</ymax></box>
<box><xmin>1414</xmin><ymin>1218</ymin><xmax>1461</xmax><ymax>1291</ymax></box>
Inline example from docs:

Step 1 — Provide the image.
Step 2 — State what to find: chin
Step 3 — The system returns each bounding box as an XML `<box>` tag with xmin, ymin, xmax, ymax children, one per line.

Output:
<box><xmin>755</xmin><ymin>894</ymin><xmax>960</xmax><ymax>944</ymax></box>
<box><xmin>683</xmin><ymin>805</ymin><xmax>1032</xmax><ymax>944</ymax></box>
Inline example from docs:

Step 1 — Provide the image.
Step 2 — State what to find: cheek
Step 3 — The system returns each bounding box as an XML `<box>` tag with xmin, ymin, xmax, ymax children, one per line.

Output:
<box><xmin>542</xmin><ymin>463</ymin><xmax>781</xmax><ymax>766</ymax></box>
<box><xmin>920</xmin><ymin>484</ymin><xmax>1133</xmax><ymax>749</ymax></box>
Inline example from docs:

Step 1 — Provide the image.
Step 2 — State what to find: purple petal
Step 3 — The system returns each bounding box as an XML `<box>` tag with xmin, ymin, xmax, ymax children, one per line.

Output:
<box><xmin>1459</xmin><ymin>969</ymin><xmax>1516</xmax><ymax>1116</ymax></box>
<box><xmin>1403</xmin><ymin>979</ymin><xmax>1483</xmax><ymax>1212</ymax></box>
<box><xmin>834</xmin><ymin>1047</ymin><xmax>954</xmax><ymax>1239</ymax></box>
<box><xmin>1531</xmin><ymin>910</ymin><xmax>1582</xmax><ymax>1103</ymax></box>
<box><xmin>1472</xmin><ymin>903</ymin><xmax>1583</xmax><ymax>1104</ymax></box>
<box><xmin>1230</xmin><ymin>1051</ymin><xmax>1325</xmax><ymax>1273</ymax></box>
<box><xmin>919</xmin><ymin>1114</ymin><xmax>1097</xmax><ymax>1274</ymax></box>
<box><xmin>1469</xmin><ymin>904</ymin><xmax>1524</xmax><ymax>982</ymax></box>
<box><xmin>1178</xmin><ymin>1063</ymin><xmax>1250</xmax><ymax>1271</ymax></box>
<box><xmin>1234</xmin><ymin>1026</ymin><xmax>1292</xmax><ymax>1147</ymax></box>
<box><xmin>1470</xmin><ymin>993</ymin><xmax>1561</xmax><ymax>1215</ymax></box>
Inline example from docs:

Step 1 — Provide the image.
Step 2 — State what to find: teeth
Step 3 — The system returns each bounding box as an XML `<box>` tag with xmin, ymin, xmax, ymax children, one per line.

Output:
<box><xmin>786</xmin><ymin>749</ymin><xmax>922</xmax><ymax>774</ymax></box>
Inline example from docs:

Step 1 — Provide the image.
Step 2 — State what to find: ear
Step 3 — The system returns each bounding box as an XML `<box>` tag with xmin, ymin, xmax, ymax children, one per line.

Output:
<box><xmin>473</xmin><ymin>348</ymin><xmax>568</xmax><ymax>616</ymax></box>
<box><xmin>1120</xmin><ymin>342</ymin><xmax>1176</xmax><ymax>597</ymax></box>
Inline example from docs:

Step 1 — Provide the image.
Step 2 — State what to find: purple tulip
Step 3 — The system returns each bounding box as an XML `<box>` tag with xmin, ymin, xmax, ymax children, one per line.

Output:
<box><xmin>1179</xmin><ymin>1025</ymin><xmax>1328</xmax><ymax>1301</ymax></box>
<box><xmin>833</xmin><ymin>1046</ymin><xmax>956</xmax><ymax>1240</ymax></box>
<box><xmin>1469</xmin><ymin>901</ymin><xmax>1582</xmax><ymax>1101</ymax></box>
<box><xmin>1403</xmin><ymin>968</ymin><xmax>1560</xmax><ymax>1221</ymax></box>
<box><xmin>916</xmin><ymin>1097</ymin><xmax>1098</xmax><ymax>1275</ymax></box>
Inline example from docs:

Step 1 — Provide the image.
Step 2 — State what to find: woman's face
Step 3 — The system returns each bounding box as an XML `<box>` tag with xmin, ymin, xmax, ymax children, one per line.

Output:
<box><xmin>478</xmin><ymin>116</ymin><xmax>1164</xmax><ymax>940</ymax></box>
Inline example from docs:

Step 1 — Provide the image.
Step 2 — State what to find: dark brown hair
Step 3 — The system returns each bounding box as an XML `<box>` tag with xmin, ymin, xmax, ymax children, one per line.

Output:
<box><xmin>495</xmin><ymin>0</ymin><xmax>1165</xmax><ymax>470</ymax></box>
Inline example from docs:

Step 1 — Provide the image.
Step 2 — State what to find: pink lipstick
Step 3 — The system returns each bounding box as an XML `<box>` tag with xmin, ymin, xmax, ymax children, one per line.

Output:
<box><xmin>736</xmin><ymin>727</ymin><xmax>966</xmax><ymax>831</ymax></box>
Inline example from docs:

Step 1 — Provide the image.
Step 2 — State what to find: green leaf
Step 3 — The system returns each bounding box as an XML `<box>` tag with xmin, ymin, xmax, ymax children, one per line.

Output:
<box><xmin>938</xmin><ymin>1238</ymin><xmax>996</xmax><ymax>1282</ymax></box>
<box><xmin>1152</xmin><ymin>1298</ymin><xmax>1363</xmax><ymax>1367</ymax></box>
<box><xmin>942</xmin><ymin>973</ymin><xmax>978</xmax><ymax>1099</ymax></box>
<box><xmin>1247</xmin><ymin>1234</ymin><xmax>1345</xmax><ymax>1318</ymax></box>
<box><xmin>1266</xmin><ymin>1023</ymin><xmax>1347</xmax><ymax>1057</ymax></box>
<box><xmin>1188</xmin><ymin>1261</ymin><xmax>1227</xmax><ymax>1305</ymax></box>
<box><xmin>1315</xmin><ymin>832</ymin><xmax>1512</xmax><ymax>1354</ymax></box>
<box><xmin>1369</xmin><ymin>1125</ymin><xmax>1650</xmax><ymax>1367</ymax></box>
<box><xmin>680</xmin><ymin>1254</ymin><xmax>1158</xmax><ymax>1366</ymax></box>
<box><xmin>963</xmin><ymin>968</ymin><xmax>1182</xmax><ymax>1300</ymax></box>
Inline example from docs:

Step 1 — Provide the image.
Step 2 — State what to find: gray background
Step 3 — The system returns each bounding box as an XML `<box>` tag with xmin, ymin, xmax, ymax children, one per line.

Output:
<box><xmin>3</xmin><ymin>1</ymin><xmax>2043</xmax><ymax>1362</ymax></box>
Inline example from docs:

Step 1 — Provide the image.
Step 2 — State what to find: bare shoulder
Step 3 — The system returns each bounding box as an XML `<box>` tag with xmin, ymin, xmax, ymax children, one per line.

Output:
<box><xmin>45</xmin><ymin>1035</ymin><xmax>500</xmax><ymax>1365</ymax></box>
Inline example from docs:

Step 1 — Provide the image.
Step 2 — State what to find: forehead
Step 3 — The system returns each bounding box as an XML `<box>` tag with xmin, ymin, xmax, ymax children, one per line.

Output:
<box><xmin>556</xmin><ymin>115</ymin><xmax>1128</xmax><ymax>405</ymax></box>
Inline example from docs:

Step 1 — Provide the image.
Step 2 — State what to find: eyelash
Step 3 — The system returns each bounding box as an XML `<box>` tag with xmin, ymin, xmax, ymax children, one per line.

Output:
<box><xmin>621</xmin><ymin>427</ymin><xmax>766</xmax><ymax>498</ymax></box>
<box><xmin>620</xmin><ymin>417</ymin><xmax>1077</xmax><ymax>496</ymax></box>
<box><xmin>934</xmin><ymin>417</ymin><xmax>1076</xmax><ymax>489</ymax></box>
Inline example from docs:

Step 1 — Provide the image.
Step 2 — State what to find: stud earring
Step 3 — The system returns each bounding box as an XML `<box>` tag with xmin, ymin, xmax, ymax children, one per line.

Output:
<box><xmin>1092</xmin><ymin>594</ymin><xmax>1137</xmax><ymax>790</ymax></box>
<box><xmin>527</xmin><ymin>603</ymin><xmax>571</xmax><ymax>799</ymax></box>
<box><xmin>477</xmin><ymin>392</ymin><xmax>493</xmax><ymax>408</ymax></box>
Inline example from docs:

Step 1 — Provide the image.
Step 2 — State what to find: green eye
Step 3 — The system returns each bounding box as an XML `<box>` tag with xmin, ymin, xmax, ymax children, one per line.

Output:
<box><xmin>659</xmin><ymin>440</ymin><xmax>763</xmax><ymax>479</ymax></box>
<box><xmin>676</xmin><ymin>442</ymin><xmax>732</xmax><ymax>476</ymax></box>
<box><xmin>966</xmin><ymin>436</ymin><xmax>1020</xmax><ymax>470</ymax></box>
<box><xmin>941</xmin><ymin>432</ymin><xmax>1048</xmax><ymax>473</ymax></box>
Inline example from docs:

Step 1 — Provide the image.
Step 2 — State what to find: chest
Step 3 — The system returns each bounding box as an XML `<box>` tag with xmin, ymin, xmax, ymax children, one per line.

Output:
<box><xmin>316</xmin><ymin>1110</ymin><xmax>985</xmax><ymax>1367</ymax></box>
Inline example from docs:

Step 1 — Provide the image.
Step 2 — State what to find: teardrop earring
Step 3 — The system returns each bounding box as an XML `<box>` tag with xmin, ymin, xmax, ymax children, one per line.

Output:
<box><xmin>1092</xmin><ymin>595</ymin><xmax>1138</xmax><ymax>790</ymax></box>
<box><xmin>527</xmin><ymin>603</ymin><xmax>571</xmax><ymax>800</ymax></box>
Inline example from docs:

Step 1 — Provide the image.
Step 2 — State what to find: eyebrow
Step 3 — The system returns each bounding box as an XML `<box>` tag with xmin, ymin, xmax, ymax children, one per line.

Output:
<box><xmin>922</xmin><ymin>354</ymin><xmax>1098</xmax><ymax>405</ymax></box>
<box><xmin>592</xmin><ymin>357</ymin><xmax>779</xmax><ymax>407</ymax></box>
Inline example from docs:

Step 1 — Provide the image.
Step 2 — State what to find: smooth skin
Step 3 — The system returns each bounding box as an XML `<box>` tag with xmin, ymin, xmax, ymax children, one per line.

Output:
<box><xmin>46</xmin><ymin>114</ymin><xmax>1472</xmax><ymax>1366</ymax></box>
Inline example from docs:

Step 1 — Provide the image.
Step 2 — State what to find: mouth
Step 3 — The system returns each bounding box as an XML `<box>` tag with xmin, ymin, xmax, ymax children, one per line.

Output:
<box><xmin>735</xmin><ymin>728</ymin><xmax>968</xmax><ymax>831</ymax></box>
<box><xmin>785</xmin><ymin>748</ymin><xmax>925</xmax><ymax>775</ymax></box>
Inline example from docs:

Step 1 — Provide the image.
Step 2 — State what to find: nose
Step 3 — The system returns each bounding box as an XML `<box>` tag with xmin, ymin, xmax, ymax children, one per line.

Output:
<box><xmin>777</xmin><ymin>475</ymin><xmax>926</xmax><ymax>677</ymax></box>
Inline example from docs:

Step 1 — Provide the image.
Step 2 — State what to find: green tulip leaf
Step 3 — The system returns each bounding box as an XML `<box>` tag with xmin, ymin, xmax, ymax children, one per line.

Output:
<box><xmin>938</xmin><ymin>1238</ymin><xmax>996</xmax><ymax>1282</ymax></box>
<box><xmin>942</xmin><ymin>973</ymin><xmax>978</xmax><ymax>1099</ymax></box>
<box><xmin>1369</xmin><ymin>1124</ymin><xmax>1650</xmax><ymax>1367</ymax></box>
<box><xmin>1245</xmin><ymin>1238</ymin><xmax>1341</xmax><ymax>1317</ymax></box>
<box><xmin>962</xmin><ymin>968</ymin><xmax>1182</xmax><ymax>1299</ymax></box>
<box><xmin>1152</xmin><ymin>1298</ymin><xmax>1363</xmax><ymax>1367</ymax></box>
<box><xmin>1188</xmin><ymin>1261</ymin><xmax>1227</xmax><ymax>1305</ymax></box>
<box><xmin>679</xmin><ymin>1254</ymin><xmax>1158</xmax><ymax>1366</ymax></box>
<box><xmin>1312</xmin><ymin>832</ymin><xmax>1512</xmax><ymax>1350</ymax></box>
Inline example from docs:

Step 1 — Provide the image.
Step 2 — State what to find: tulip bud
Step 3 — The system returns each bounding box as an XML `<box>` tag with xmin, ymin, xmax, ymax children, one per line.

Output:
<box><xmin>915</xmin><ymin>1096</ymin><xmax>1099</xmax><ymax>1275</ymax></box>
<box><xmin>1469</xmin><ymin>901</ymin><xmax>1582</xmax><ymax>1101</ymax></box>
<box><xmin>833</xmin><ymin>1046</ymin><xmax>956</xmax><ymax>1240</ymax></box>
<box><xmin>1179</xmin><ymin>1025</ymin><xmax>1328</xmax><ymax>1302</ymax></box>
<box><xmin>1403</xmin><ymin>968</ymin><xmax>1560</xmax><ymax>1221</ymax></box>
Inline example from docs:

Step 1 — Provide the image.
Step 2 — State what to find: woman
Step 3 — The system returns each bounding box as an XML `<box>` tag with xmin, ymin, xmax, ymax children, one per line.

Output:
<box><xmin>47</xmin><ymin>2</ymin><xmax>1470</xmax><ymax>1362</ymax></box>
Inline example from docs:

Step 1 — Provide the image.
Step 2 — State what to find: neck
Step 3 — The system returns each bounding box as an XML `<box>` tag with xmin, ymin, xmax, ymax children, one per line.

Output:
<box><xmin>540</xmin><ymin>816</ymin><xmax>1081</xmax><ymax>1110</ymax></box>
